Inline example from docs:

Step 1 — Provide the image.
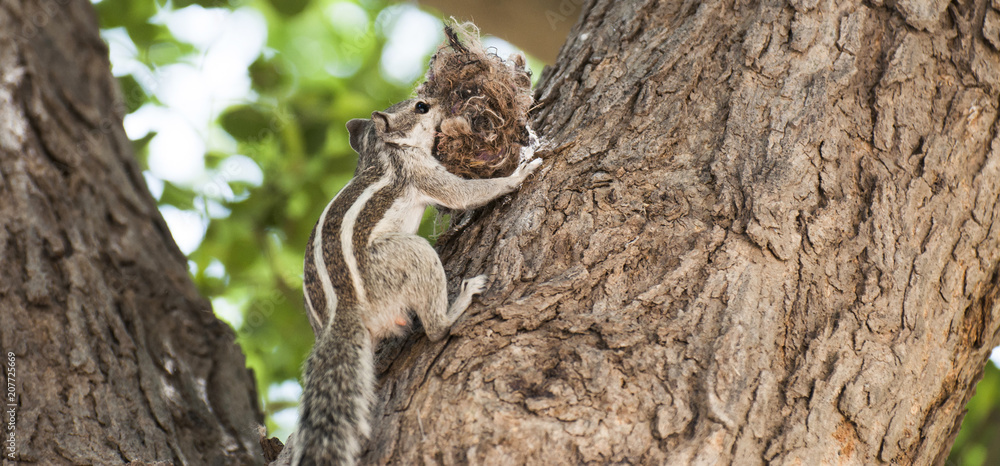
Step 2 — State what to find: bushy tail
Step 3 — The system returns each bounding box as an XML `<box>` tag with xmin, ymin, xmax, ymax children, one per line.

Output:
<box><xmin>291</xmin><ymin>310</ymin><xmax>374</xmax><ymax>466</ymax></box>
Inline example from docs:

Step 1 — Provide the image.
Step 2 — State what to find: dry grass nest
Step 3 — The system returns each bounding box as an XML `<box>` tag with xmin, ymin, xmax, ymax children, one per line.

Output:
<box><xmin>417</xmin><ymin>23</ymin><xmax>533</xmax><ymax>179</ymax></box>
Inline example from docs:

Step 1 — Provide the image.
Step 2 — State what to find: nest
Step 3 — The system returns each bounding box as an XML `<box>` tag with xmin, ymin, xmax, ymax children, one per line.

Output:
<box><xmin>417</xmin><ymin>23</ymin><xmax>534</xmax><ymax>179</ymax></box>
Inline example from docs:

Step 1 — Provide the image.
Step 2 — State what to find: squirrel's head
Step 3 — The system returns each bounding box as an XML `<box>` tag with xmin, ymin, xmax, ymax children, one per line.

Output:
<box><xmin>347</xmin><ymin>99</ymin><xmax>442</xmax><ymax>155</ymax></box>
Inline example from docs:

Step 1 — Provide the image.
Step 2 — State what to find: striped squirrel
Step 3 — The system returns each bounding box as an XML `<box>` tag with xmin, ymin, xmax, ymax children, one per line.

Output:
<box><xmin>290</xmin><ymin>98</ymin><xmax>541</xmax><ymax>465</ymax></box>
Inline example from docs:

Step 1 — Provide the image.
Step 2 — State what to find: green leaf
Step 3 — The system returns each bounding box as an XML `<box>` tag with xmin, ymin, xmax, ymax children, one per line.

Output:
<box><xmin>204</xmin><ymin>151</ymin><xmax>229</xmax><ymax>170</ymax></box>
<box><xmin>173</xmin><ymin>0</ymin><xmax>222</xmax><ymax>8</ymax></box>
<box><xmin>146</xmin><ymin>40</ymin><xmax>194</xmax><ymax>66</ymax></box>
<box><xmin>160</xmin><ymin>181</ymin><xmax>197</xmax><ymax>210</ymax></box>
<box><xmin>94</xmin><ymin>0</ymin><xmax>157</xmax><ymax>29</ymax></box>
<box><xmin>130</xmin><ymin>131</ymin><xmax>156</xmax><ymax>169</ymax></box>
<box><xmin>249</xmin><ymin>57</ymin><xmax>285</xmax><ymax>92</ymax></box>
<box><xmin>117</xmin><ymin>75</ymin><xmax>148</xmax><ymax>114</ymax></box>
<box><xmin>267</xmin><ymin>0</ymin><xmax>311</xmax><ymax>17</ymax></box>
<box><xmin>220</xmin><ymin>105</ymin><xmax>274</xmax><ymax>142</ymax></box>
<box><xmin>126</xmin><ymin>22</ymin><xmax>167</xmax><ymax>50</ymax></box>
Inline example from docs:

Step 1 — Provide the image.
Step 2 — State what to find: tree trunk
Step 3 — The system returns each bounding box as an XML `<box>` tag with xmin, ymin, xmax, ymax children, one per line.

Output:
<box><xmin>0</xmin><ymin>1</ymin><xmax>263</xmax><ymax>464</ymax></box>
<box><xmin>365</xmin><ymin>0</ymin><xmax>1000</xmax><ymax>464</ymax></box>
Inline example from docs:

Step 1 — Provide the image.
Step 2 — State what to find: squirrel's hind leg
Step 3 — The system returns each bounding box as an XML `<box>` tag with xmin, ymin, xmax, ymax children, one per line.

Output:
<box><xmin>364</xmin><ymin>233</ymin><xmax>482</xmax><ymax>342</ymax></box>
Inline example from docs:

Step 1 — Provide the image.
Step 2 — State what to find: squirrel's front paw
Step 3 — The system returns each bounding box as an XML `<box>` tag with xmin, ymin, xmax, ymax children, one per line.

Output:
<box><xmin>461</xmin><ymin>275</ymin><xmax>488</xmax><ymax>297</ymax></box>
<box><xmin>513</xmin><ymin>158</ymin><xmax>542</xmax><ymax>179</ymax></box>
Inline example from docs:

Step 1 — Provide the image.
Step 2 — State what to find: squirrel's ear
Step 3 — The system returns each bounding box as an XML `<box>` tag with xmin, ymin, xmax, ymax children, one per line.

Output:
<box><xmin>347</xmin><ymin>119</ymin><xmax>371</xmax><ymax>153</ymax></box>
<box><xmin>371</xmin><ymin>111</ymin><xmax>391</xmax><ymax>135</ymax></box>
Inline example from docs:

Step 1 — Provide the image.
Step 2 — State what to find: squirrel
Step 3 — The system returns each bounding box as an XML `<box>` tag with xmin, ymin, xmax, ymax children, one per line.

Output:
<box><xmin>290</xmin><ymin>98</ymin><xmax>541</xmax><ymax>465</ymax></box>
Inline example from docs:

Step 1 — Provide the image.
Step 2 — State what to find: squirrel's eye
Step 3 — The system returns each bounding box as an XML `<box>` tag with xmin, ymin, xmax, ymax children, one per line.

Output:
<box><xmin>414</xmin><ymin>101</ymin><xmax>430</xmax><ymax>114</ymax></box>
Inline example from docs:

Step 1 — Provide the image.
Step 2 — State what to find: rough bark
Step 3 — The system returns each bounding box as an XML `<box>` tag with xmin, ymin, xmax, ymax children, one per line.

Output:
<box><xmin>0</xmin><ymin>1</ymin><xmax>263</xmax><ymax>464</ymax></box>
<box><xmin>365</xmin><ymin>0</ymin><xmax>1000</xmax><ymax>464</ymax></box>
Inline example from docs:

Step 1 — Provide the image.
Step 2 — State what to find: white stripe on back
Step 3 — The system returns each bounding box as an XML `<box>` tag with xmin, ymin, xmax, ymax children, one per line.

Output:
<box><xmin>302</xmin><ymin>282</ymin><xmax>318</xmax><ymax>332</ymax></box>
<box><xmin>340</xmin><ymin>177</ymin><xmax>391</xmax><ymax>304</ymax></box>
<box><xmin>309</xmin><ymin>192</ymin><xmax>342</xmax><ymax>327</ymax></box>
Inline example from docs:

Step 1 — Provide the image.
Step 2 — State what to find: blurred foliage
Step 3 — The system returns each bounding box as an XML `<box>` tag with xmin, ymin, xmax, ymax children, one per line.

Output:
<box><xmin>92</xmin><ymin>0</ymin><xmax>999</xmax><ymax>454</ymax></box>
